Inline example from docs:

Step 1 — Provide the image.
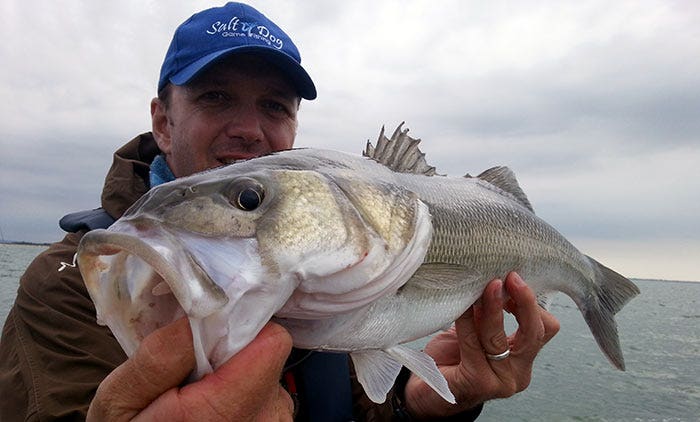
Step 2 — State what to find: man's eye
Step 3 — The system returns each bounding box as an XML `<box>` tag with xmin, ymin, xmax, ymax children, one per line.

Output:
<box><xmin>264</xmin><ymin>101</ymin><xmax>288</xmax><ymax>114</ymax></box>
<box><xmin>200</xmin><ymin>91</ymin><xmax>228</xmax><ymax>102</ymax></box>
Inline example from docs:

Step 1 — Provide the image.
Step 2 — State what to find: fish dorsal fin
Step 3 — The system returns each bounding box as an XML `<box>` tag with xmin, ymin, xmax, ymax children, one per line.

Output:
<box><xmin>363</xmin><ymin>123</ymin><xmax>438</xmax><ymax>176</ymax></box>
<box><xmin>472</xmin><ymin>166</ymin><xmax>534</xmax><ymax>212</ymax></box>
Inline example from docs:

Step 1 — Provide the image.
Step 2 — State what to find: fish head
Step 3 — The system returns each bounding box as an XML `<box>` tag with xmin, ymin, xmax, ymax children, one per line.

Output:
<box><xmin>77</xmin><ymin>158</ymin><xmax>431</xmax><ymax>377</ymax></box>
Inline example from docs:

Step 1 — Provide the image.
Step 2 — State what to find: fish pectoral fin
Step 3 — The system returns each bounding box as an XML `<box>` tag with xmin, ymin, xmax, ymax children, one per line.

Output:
<box><xmin>349</xmin><ymin>350</ymin><xmax>403</xmax><ymax>403</ymax></box>
<box><xmin>406</xmin><ymin>263</ymin><xmax>482</xmax><ymax>291</ymax></box>
<box><xmin>385</xmin><ymin>346</ymin><xmax>456</xmax><ymax>404</ymax></box>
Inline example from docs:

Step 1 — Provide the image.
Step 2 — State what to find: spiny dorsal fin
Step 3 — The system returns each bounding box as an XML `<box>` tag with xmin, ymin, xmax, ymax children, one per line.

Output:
<box><xmin>363</xmin><ymin>123</ymin><xmax>438</xmax><ymax>176</ymax></box>
<box><xmin>472</xmin><ymin>166</ymin><xmax>534</xmax><ymax>212</ymax></box>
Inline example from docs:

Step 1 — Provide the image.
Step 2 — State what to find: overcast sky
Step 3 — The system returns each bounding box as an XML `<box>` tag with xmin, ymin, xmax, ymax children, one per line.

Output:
<box><xmin>1</xmin><ymin>0</ymin><xmax>698</xmax><ymax>281</ymax></box>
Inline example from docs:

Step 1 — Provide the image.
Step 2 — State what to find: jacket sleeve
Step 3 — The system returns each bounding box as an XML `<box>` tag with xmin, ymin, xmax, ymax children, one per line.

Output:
<box><xmin>0</xmin><ymin>233</ymin><xmax>126</xmax><ymax>421</ymax></box>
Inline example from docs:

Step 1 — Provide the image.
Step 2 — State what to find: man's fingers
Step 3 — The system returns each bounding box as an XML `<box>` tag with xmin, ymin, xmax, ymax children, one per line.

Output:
<box><xmin>88</xmin><ymin>317</ymin><xmax>195</xmax><ymax>421</ymax></box>
<box><xmin>197</xmin><ymin>321</ymin><xmax>292</xmax><ymax>393</ymax></box>
<box><xmin>504</xmin><ymin>272</ymin><xmax>560</xmax><ymax>357</ymax></box>
<box><xmin>133</xmin><ymin>321</ymin><xmax>294</xmax><ymax>421</ymax></box>
<box><xmin>175</xmin><ymin>322</ymin><xmax>293</xmax><ymax>419</ymax></box>
<box><xmin>474</xmin><ymin>279</ymin><xmax>510</xmax><ymax>356</ymax></box>
<box><xmin>539</xmin><ymin>306</ymin><xmax>561</xmax><ymax>344</ymax></box>
<box><xmin>505</xmin><ymin>273</ymin><xmax>544</xmax><ymax>344</ymax></box>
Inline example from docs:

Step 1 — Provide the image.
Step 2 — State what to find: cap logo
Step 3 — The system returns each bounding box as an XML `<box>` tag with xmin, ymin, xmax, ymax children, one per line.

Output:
<box><xmin>206</xmin><ymin>17</ymin><xmax>284</xmax><ymax>50</ymax></box>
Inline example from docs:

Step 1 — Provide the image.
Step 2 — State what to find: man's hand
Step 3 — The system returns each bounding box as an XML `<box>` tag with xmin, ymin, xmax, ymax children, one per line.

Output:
<box><xmin>404</xmin><ymin>272</ymin><xmax>560</xmax><ymax>419</ymax></box>
<box><xmin>88</xmin><ymin>318</ymin><xmax>294</xmax><ymax>421</ymax></box>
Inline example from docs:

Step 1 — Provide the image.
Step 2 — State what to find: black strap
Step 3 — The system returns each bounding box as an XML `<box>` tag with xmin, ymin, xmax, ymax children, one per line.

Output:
<box><xmin>289</xmin><ymin>351</ymin><xmax>355</xmax><ymax>422</ymax></box>
<box><xmin>59</xmin><ymin>208</ymin><xmax>115</xmax><ymax>232</ymax></box>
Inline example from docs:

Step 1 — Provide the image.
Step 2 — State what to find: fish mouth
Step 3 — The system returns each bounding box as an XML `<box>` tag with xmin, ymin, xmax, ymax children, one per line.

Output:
<box><xmin>218</xmin><ymin>155</ymin><xmax>255</xmax><ymax>165</ymax></box>
<box><xmin>77</xmin><ymin>220</ymin><xmax>296</xmax><ymax>379</ymax></box>
<box><xmin>77</xmin><ymin>224</ymin><xmax>229</xmax><ymax>357</ymax></box>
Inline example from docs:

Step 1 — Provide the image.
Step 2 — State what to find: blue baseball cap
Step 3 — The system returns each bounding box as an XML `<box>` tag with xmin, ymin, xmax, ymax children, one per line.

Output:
<box><xmin>158</xmin><ymin>2</ymin><xmax>316</xmax><ymax>99</ymax></box>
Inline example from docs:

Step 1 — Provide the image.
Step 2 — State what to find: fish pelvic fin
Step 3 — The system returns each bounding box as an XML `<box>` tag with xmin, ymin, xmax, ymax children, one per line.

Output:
<box><xmin>582</xmin><ymin>256</ymin><xmax>640</xmax><ymax>370</ymax></box>
<box><xmin>350</xmin><ymin>346</ymin><xmax>456</xmax><ymax>404</ymax></box>
<box><xmin>363</xmin><ymin>123</ymin><xmax>439</xmax><ymax>176</ymax></box>
<box><xmin>350</xmin><ymin>350</ymin><xmax>403</xmax><ymax>403</ymax></box>
<box><xmin>471</xmin><ymin>166</ymin><xmax>534</xmax><ymax>212</ymax></box>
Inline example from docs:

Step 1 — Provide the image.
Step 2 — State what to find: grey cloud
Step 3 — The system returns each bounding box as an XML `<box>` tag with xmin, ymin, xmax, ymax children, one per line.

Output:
<box><xmin>0</xmin><ymin>133</ymin><xmax>122</xmax><ymax>243</ymax></box>
<box><xmin>1</xmin><ymin>0</ymin><xmax>698</xmax><ymax>280</ymax></box>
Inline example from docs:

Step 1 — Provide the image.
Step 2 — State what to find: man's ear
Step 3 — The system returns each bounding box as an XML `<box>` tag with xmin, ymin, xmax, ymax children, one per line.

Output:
<box><xmin>151</xmin><ymin>97</ymin><xmax>172</xmax><ymax>153</ymax></box>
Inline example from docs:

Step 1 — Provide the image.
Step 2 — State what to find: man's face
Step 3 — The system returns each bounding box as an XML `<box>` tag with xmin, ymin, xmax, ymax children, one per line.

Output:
<box><xmin>151</xmin><ymin>54</ymin><xmax>300</xmax><ymax>178</ymax></box>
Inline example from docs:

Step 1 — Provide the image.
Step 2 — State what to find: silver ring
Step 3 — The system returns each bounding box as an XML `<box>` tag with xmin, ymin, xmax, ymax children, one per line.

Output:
<box><xmin>485</xmin><ymin>348</ymin><xmax>511</xmax><ymax>361</ymax></box>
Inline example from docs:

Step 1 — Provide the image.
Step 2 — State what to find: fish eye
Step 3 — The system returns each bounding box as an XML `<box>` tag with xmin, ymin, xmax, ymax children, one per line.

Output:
<box><xmin>229</xmin><ymin>178</ymin><xmax>265</xmax><ymax>211</ymax></box>
<box><xmin>237</xmin><ymin>188</ymin><xmax>262</xmax><ymax>210</ymax></box>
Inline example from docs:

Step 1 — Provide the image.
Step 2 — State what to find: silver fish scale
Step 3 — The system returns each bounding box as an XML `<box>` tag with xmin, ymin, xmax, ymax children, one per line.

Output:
<box><xmin>395</xmin><ymin>174</ymin><xmax>593</xmax><ymax>295</ymax></box>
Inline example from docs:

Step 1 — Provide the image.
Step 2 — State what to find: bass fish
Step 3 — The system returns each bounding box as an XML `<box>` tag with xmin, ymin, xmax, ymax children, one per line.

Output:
<box><xmin>77</xmin><ymin>124</ymin><xmax>639</xmax><ymax>403</ymax></box>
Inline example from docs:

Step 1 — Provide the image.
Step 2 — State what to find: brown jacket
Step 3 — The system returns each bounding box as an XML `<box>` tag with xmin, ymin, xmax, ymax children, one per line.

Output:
<box><xmin>0</xmin><ymin>134</ymin><xmax>157</xmax><ymax>421</ymax></box>
<box><xmin>0</xmin><ymin>133</ymin><xmax>407</xmax><ymax>421</ymax></box>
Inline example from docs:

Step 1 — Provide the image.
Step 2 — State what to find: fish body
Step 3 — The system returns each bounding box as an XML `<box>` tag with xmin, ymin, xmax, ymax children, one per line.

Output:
<box><xmin>77</xmin><ymin>125</ymin><xmax>639</xmax><ymax>403</ymax></box>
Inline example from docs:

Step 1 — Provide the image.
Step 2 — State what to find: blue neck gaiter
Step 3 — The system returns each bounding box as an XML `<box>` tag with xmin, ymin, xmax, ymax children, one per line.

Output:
<box><xmin>149</xmin><ymin>154</ymin><xmax>176</xmax><ymax>188</ymax></box>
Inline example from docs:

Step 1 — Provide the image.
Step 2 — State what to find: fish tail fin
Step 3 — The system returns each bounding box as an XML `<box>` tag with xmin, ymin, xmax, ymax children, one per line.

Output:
<box><xmin>582</xmin><ymin>256</ymin><xmax>640</xmax><ymax>370</ymax></box>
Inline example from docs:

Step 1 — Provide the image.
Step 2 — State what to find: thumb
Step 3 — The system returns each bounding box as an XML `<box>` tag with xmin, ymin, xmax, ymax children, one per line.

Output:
<box><xmin>88</xmin><ymin>317</ymin><xmax>195</xmax><ymax>421</ymax></box>
<box><xmin>186</xmin><ymin>321</ymin><xmax>293</xmax><ymax>415</ymax></box>
<box><xmin>136</xmin><ymin>321</ymin><xmax>294</xmax><ymax>421</ymax></box>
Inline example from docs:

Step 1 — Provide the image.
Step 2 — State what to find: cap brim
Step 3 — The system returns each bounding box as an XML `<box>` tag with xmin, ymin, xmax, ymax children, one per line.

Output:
<box><xmin>169</xmin><ymin>46</ymin><xmax>317</xmax><ymax>100</ymax></box>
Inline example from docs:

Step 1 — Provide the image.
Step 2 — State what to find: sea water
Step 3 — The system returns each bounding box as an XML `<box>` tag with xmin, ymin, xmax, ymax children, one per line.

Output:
<box><xmin>1</xmin><ymin>243</ymin><xmax>698</xmax><ymax>421</ymax></box>
<box><xmin>0</xmin><ymin>243</ymin><xmax>48</xmax><ymax>325</ymax></box>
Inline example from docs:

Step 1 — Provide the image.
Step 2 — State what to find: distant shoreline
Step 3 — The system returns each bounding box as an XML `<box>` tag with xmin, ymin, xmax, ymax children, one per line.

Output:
<box><xmin>0</xmin><ymin>241</ymin><xmax>52</xmax><ymax>247</ymax></box>
<box><xmin>645</xmin><ymin>278</ymin><xmax>700</xmax><ymax>284</ymax></box>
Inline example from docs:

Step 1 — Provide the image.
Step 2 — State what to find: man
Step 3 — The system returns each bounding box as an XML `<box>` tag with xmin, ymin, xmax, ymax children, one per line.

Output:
<box><xmin>0</xmin><ymin>2</ymin><xmax>559</xmax><ymax>421</ymax></box>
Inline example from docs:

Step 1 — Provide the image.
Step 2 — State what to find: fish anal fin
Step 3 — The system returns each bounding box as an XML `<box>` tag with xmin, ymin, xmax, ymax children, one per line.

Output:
<box><xmin>386</xmin><ymin>346</ymin><xmax>456</xmax><ymax>404</ymax></box>
<box><xmin>536</xmin><ymin>290</ymin><xmax>557</xmax><ymax>311</ymax></box>
<box><xmin>350</xmin><ymin>350</ymin><xmax>403</xmax><ymax>403</ymax></box>
<box><xmin>475</xmin><ymin>166</ymin><xmax>534</xmax><ymax>212</ymax></box>
<box><xmin>363</xmin><ymin>123</ymin><xmax>438</xmax><ymax>176</ymax></box>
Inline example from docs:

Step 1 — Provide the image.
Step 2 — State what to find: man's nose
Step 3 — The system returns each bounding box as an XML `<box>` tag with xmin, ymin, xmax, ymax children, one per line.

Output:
<box><xmin>224</xmin><ymin>105</ymin><xmax>265</xmax><ymax>144</ymax></box>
